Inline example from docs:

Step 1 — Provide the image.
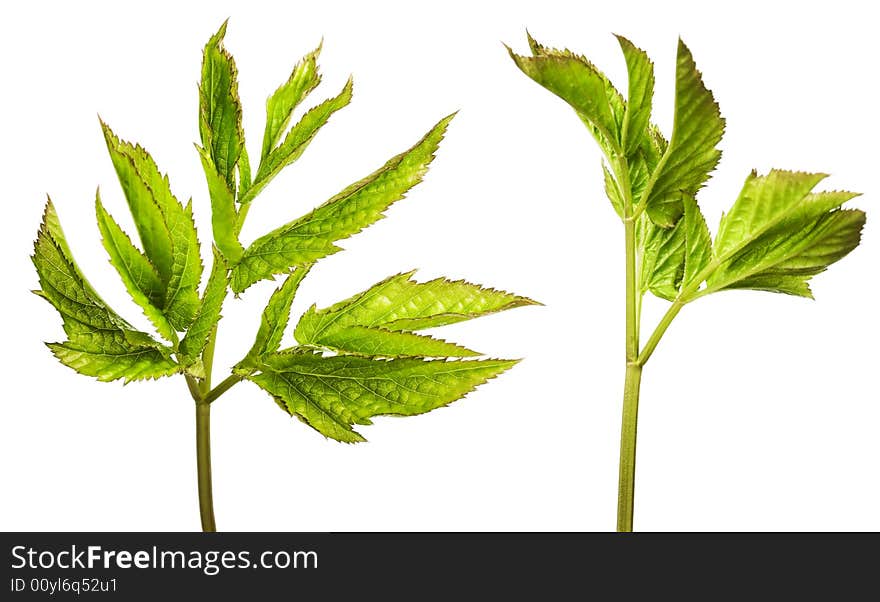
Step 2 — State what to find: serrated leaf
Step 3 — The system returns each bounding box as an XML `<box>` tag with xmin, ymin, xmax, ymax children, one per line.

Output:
<box><xmin>294</xmin><ymin>271</ymin><xmax>537</xmax><ymax>356</ymax></box>
<box><xmin>249</xmin><ymin>351</ymin><xmax>518</xmax><ymax>442</ymax></box>
<box><xmin>242</xmin><ymin>78</ymin><xmax>353</xmax><ymax>205</ymax></box>
<box><xmin>238</xmin><ymin>265</ymin><xmax>312</xmax><ymax>370</ymax></box>
<box><xmin>47</xmin><ymin>343</ymin><xmax>179</xmax><ymax>383</ymax></box>
<box><xmin>101</xmin><ymin>121</ymin><xmax>203</xmax><ymax>330</ymax></box>
<box><xmin>616</xmin><ymin>35</ymin><xmax>654</xmax><ymax>157</ymax></box>
<box><xmin>681</xmin><ymin>195</ymin><xmax>712</xmax><ymax>289</ymax></box>
<box><xmin>33</xmin><ymin>200</ymin><xmax>177</xmax><ymax>382</ymax></box>
<box><xmin>230</xmin><ymin>113</ymin><xmax>455</xmax><ymax>293</ymax></box>
<box><xmin>508</xmin><ymin>37</ymin><xmax>622</xmax><ymax>157</ymax></box>
<box><xmin>638</xmin><ymin>215</ymin><xmax>685</xmax><ymax>301</ymax></box>
<box><xmin>261</xmin><ymin>43</ymin><xmax>322</xmax><ymax>162</ymax></box>
<box><xmin>95</xmin><ymin>192</ymin><xmax>176</xmax><ymax>343</ymax></box>
<box><xmin>709</xmin><ymin>209</ymin><xmax>864</xmax><ymax>297</ymax></box>
<box><xmin>199</xmin><ymin>20</ymin><xmax>243</xmax><ymax>191</ymax></box>
<box><xmin>643</xmin><ymin>40</ymin><xmax>725</xmax><ymax>227</ymax></box>
<box><xmin>197</xmin><ymin>147</ymin><xmax>244</xmax><ymax>262</ymax></box>
<box><xmin>713</xmin><ymin>170</ymin><xmax>827</xmax><ymax>259</ymax></box>
<box><xmin>178</xmin><ymin>249</ymin><xmax>229</xmax><ymax>363</ymax></box>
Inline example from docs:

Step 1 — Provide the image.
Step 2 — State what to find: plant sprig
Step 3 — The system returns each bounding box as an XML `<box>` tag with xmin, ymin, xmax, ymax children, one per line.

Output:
<box><xmin>32</xmin><ymin>21</ymin><xmax>537</xmax><ymax>531</ymax></box>
<box><xmin>508</xmin><ymin>32</ymin><xmax>865</xmax><ymax>531</ymax></box>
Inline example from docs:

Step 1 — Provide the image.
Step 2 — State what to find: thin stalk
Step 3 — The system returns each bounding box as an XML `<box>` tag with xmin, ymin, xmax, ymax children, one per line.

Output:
<box><xmin>637</xmin><ymin>299</ymin><xmax>684</xmax><ymax>366</ymax></box>
<box><xmin>204</xmin><ymin>374</ymin><xmax>243</xmax><ymax>404</ymax></box>
<box><xmin>195</xmin><ymin>401</ymin><xmax>216</xmax><ymax>532</ymax></box>
<box><xmin>617</xmin><ymin>362</ymin><xmax>643</xmax><ymax>532</ymax></box>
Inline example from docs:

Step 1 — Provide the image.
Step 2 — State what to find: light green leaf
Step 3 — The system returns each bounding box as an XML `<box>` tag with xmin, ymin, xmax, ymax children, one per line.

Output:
<box><xmin>638</xmin><ymin>215</ymin><xmax>685</xmax><ymax>301</ymax></box>
<box><xmin>101</xmin><ymin>121</ymin><xmax>203</xmax><ymax>330</ymax></box>
<box><xmin>603</xmin><ymin>163</ymin><xmax>624</xmax><ymax>218</ymax></box>
<box><xmin>238</xmin><ymin>265</ymin><xmax>312</xmax><ymax>370</ymax></box>
<box><xmin>47</xmin><ymin>343</ymin><xmax>179</xmax><ymax>383</ymax></box>
<box><xmin>249</xmin><ymin>351</ymin><xmax>518</xmax><ymax>442</ymax></box>
<box><xmin>33</xmin><ymin>200</ymin><xmax>177</xmax><ymax>382</ymax></box>
<box><xmin>681</xmin><ymin>195</ymin><xmax>712</xmax><ymax>289</ymax></box>
<box><xmin>643</xmin><ymin>40</ymin><xmax>725</xmax><ymax>227</ymax></box>
<box><xmin>508</xmin><ymin>36</ymin><xmax>622</xmax><ymax>157</ymax></box>
<box><xmin>242</xmin><ymin>78</ymin><xmax>353</xmax><ymax>205</ymax></box>
<box><xmin>95</xmin><ymin>192</ymin><xmax>176</xmax><ymax>343</ymax></box>
<box><xmin>230</xmin><ymin>113</ymin><xmax>455</xmax><ymax>293</ymax></box>
<box><xmin>296</xmin><ymin>270</ymin><xmax>537</xmax><ymax>344</ymax></box>
<box><xmin>197</xmin><ymin>147</ymin><xmax>244</xmax><ymax>262</ymax></box>
<box><xmin>178</xmin><ymin>249</ymin><xmax>229</xmax><ymax>363</ymax></box>
<box><xmin>709</xmin><ymin>208</ymin><xmax>864</xmax><ymax>297</ymax></box>
<box><xmin>199</xmin><ymin>20</ymin><xmax>243</xmax><ymax>191</ymax></box>
<box><xmin>616</xmin><ymin>35</ymin><xmax>654</xmax><ymax>157</ymax></box>
<box><xmin>261</xmin><ymin>43</ymin><xmax>322</xmax><ymax>162</ymax></box>
<box><xmin>713</xmin><ymin>170</ymin><xmax>827</xmax><ymax>259</ymax></box>
<box><xmin>300</xmin><ymin>326</ymin><xmax>478</xmax><ymax>359</ymax></box>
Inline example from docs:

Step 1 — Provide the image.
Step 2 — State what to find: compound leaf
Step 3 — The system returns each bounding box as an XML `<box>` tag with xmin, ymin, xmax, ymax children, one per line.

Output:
<box><xmin>249</xmin><ymin>351</ymin><xmax>518</xmax><ymax>442</ymax></box>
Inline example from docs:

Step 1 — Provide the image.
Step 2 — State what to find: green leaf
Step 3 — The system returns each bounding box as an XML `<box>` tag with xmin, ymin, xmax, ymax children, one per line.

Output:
<box><xmin>230</xmin><ymin>113</ymin><xmax>455</xmax><ymax>293</ymax></box>
<box><xmin>100</xmin><ymin>121</ymin><xmax>203</xmax><ymax>330</ymax></box>
<box><xmin>197</xmin><ymin>146</ymin><xmax>244</xmax><ymax>262</ymax></box>
<box><xmin>508</xmin><ymin>35</ymin><xmax>623</xmax><ymax>157</ymax></box>
<box><xmin>709</xmin><ymin>207</ymin><xmax>864</xmax><ymax>298</ymax></box>
<box><xmin>638</xmin><ymin>215</ymin><xmax>685</xmax><ymax>301</ymax></box>
<box><xmin>616</xmin><ymin>35</ymin><xmax>654</xmax><ymax>156</ymax></box>
<box><xmin>302</xmin><ymin>326</ymin><xmax>478</xmax><ymax>358</ymax></box>
<box><xmin>261</xmin><ymin>43</ymin><xmax>322</xmax><ymax>162</ymax></box>
<box><xmin>643</xmin><ymin>40</ymin><xmax>725</xmax><ymax>227</ymax></box>
<box><xmin>238</xmin><ymin>265</ymin><xmax>312</xmax><ymax>370</ymax></box>
<box><xmin>199</xmin><ymin>20</ymin><xmax>243</xmax><ymax>191</ymax></box>
<box><xmin>243</xmin><ymin>78</ymin><xmax>353</xmax><ymax>205</ymax></box>
<box><xmin>47</xmin><ymin>343</ymin><xmax>179</xmax><ymax>383</ymax></box>
<box><xmin>603</xmin><ymin>163</ymin><xmax>625</xmax><ymax>218</ymax></box>
<box><xmin>295</xmin><ymin>271</ymin><xmax>538</xmax><ymax>352</ymax></box>
<box><xmin>95</xmin><ymin>192</ymin><xmax>176</xmax><ymax>343</ymax></box>
<box><xmin>249</xmin><ymin>351</ymin><xmax>518</xmax><ymax>442</ymax></box>
<box><xmin>178</xmin><ymin>249</ymin><xmax>230</xmax><ymax>363</ymax></box>
<box><xmin>713</xmin><ymin>170</ymin><xmax>827</xmax><ymax>259</ymax></box>
<box><xmin>681</xmin><ymin>195</ymin><xmax>712</xmax><ymax>289</ymax></box>
<box><xmin>33</xmin><ymin>200</ymin><xmax>177</xmax><ymax>382</ymax></box>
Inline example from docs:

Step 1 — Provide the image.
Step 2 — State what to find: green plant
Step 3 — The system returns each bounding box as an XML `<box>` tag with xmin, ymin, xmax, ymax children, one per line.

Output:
<box><xmin>508</xmin><ymin>33</ymin><xmax>866</xmax><ymax>531</ymax></box>
<box><xmin>32</xmin><ymin>21</ymin><xmax>536</xmax><ymax>532</ymax></box>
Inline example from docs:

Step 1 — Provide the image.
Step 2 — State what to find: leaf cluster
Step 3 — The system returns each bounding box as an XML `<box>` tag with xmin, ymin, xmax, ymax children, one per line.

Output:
<box><xmin>33</xmin><ymin>21</ymin><xmax>536</xmax><ymax>442</ymax></box>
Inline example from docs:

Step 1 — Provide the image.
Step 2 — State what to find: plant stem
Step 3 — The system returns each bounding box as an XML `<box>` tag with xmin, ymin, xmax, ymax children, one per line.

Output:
<box><xmin>617</xmin><ymin>362</ymin><xmax>643</xmax><ymax>532</ymax></box>
<box><xmin>637</xmin><ymin>299</ymin><xmax>684</xmax><ymax>366</ymax></box>
<box><xmin>617</xmin><ymin>217</ymin><xmax>642</xmax><ymax>532</ymax></box>
<box><xmin>195</xmin><ymin>401</ymin><xmax>216</xmax><ymax>532</ymax></box>
<box><xmin>204</xmin><ymin>374</ymin><xmax>243</xmax><ymax>404</ymax></box>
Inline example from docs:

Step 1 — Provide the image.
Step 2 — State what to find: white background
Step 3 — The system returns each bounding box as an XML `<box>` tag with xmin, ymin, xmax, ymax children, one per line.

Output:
<box><xmin>1</xmin><ymin>0</ymin><xmax>877</xmax><ymax>532</ymax></box>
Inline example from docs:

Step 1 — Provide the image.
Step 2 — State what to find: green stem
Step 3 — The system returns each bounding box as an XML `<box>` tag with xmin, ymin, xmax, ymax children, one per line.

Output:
<box><xmin>624</xmin><ymin>220</ymin><xmax>639</xmax><ymax>362</ymax></box>
<box><xmin>195</xmin><ymin>401</ymin><xmax>216</xmax><ymax>532</ymax></box>
<box><xmin>637</xmin><ymin>299</ymin><xmax>684</xmax><ymax>366</ymax></box>
<box><xmin>617</xmin><ymin>362</ymin><xmax>643</xmax><ymax>532</ymax></box>
<box><xmin>204</xmin><ymin>374</ymin><xmax>243</xmax><ymax>404</ymax></box>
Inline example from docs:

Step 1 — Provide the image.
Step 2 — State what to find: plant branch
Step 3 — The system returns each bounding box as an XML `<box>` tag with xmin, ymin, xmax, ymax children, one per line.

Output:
<box><xmin>204</xmin><ymin>374</ymin><xmax>244</xmax><ymax>404</ymax></box>
<box><xmin>617</xmin><ymin>362</ymin><xmax>643</xmax><ymax>532</ymax></box>
<box><xmin>195</xmin><ymin>401</ymin><xmax>216</xmax><ymax>532</ymax></box>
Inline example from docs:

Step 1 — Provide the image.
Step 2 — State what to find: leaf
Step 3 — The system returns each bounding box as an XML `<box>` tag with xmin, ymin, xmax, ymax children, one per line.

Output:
<box><xmin>95</xmin><ymin>192</ymin><xmax>176</xmax><ymax>343</ymax></box>
<box><xmin>643</xmin><ymin>40</ymin><xmax>725</xmax><ymax>227</ymax></box>
<box><xmin>47</xmin><ymin>344</ymin><xmax>179</xmax><ymax>383</ymax></box>
<box><xmin>603</xmin><ymin>163</ymin><xmax>624</xmax><ymax>218</ymax></box>
<box><xmin>616</xmin><ymin>35</ymin><xmax>654</xmax><ymax>156</ymax></box>
<box><xmin>249</xmin><ymin>351</ymin><xmax>519</xmax><ymax>442</ymax></box>
<box><xmin>261</xmin><ymin>43</ymin><xmax>322</xmax><ymax>162</ymax></box>
<box><xmin>242</xmin><ymin>78</ymin><xmax>353</xmax><ymax>205</ymax></box>
<box><xmin>238</xmin><ymin>265</ymin><xmax>312</xmax><ymax>370</ymax></box>
<box><xmin>33</xmin><ymin>200</ymin><xmax>177</xmax><ymax>382</ymax></box>
<box><xmin>199</xmin><ymin>20</ymin><xmax>243</xmax><ymax>191</ymax></box>
<box><xmin>101</xmin><ymin>121</ymin><xmax>203</xmax><ymax>330</ymax></box>
<box><xmin>709</xmin><ymin>208</ymin><xmax>864</xmax><ymax>298</ymax></box>
<box><xmin>197</xmin><ymin>147</ymin><xmax>244</xmax><ymax>262</ymax></box>
<box><xmin>178</xmin><ymin>249</ymin><xmax>230</xmax><ymax>363</ymax></box>
<box><xmin>638</xmin><ymin>215</ymin><xmax>685</xmax><ymax>301</ymax></box>
<box><xmin>230</xmin><ymin>113</ymin><xmax>455</xmax><ymax>293</ymax></box>
<box><xmin>295</xmin><ymin>271</ymin><xmax>537</xmax><ymax>356</ymax></box>
<box><xmin>713</xmin><ymin>170</ymin><xmax>827</xmax><ymax>259</ymax></box>
<box><xmin>508</xmin><ymin>36</ymin><xmax>623</xmax><ymax>157</ymax></box>
<box><xmin>681</xmin><ymin>195</ymin><xmax>713</xmax><ymax>289</ymax></box>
